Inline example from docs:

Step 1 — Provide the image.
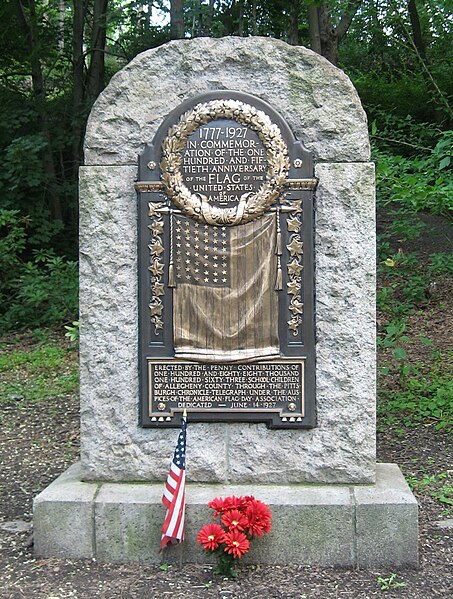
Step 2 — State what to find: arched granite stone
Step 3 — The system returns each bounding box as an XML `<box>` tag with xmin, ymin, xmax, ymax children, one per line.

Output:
<box><xmin>79</xmin><ymin>36</ymin><xmax>376</xmax><ymax>485</ymax></box>
<box><xmin>84</xmin><ymin>36</ymin><xmax>370</xmax><ymax>165</ymax></box>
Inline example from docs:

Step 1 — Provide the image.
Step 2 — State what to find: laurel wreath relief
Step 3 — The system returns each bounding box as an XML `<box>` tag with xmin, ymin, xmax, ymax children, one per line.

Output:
<box><xmin>160</xmin><ymin>99</ymin><xmax>289</xmax><ymax>226</ymax></box>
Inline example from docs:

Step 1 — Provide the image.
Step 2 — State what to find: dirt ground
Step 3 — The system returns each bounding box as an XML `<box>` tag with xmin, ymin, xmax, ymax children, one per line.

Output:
<box><xmin>0</xmin><ymin>211</ymin><xmax>452</xmax><ymax>598</ymax></box>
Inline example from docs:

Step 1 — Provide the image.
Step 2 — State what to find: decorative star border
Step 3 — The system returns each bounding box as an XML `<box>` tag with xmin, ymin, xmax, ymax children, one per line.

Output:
<box><xmin>148</xmin><ymin>202</ymin><xmax>166</xmax><ymax>335</ymax></box>
<box><xmin>286</xmin><ymin>209</ymin><xmax>304</xmax><ymax>336</ymax></box>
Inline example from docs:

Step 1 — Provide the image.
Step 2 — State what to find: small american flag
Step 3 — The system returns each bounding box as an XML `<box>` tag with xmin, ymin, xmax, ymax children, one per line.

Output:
<box><xmin>160</xmin><ymin>411</ymin><xmax>187</xmax><ymax>551</ymax></box>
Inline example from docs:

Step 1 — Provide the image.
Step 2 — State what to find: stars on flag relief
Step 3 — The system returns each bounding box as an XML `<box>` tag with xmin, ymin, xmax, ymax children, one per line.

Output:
<box><xmin>174</xmin><ymin>216</ymin><xmax>230</xmax><ymax>287</ymax></box>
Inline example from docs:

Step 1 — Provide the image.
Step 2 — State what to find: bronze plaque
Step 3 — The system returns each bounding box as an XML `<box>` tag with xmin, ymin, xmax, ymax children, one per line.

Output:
<box><xmin>148</xmin><ymin>359</ymin><xmax>304</xmax><ymax>427</ymax></box>
<box><xmin>137</xmin><ymin>91</ymin><xmax>316</xmax><ymax>429</ymax></box>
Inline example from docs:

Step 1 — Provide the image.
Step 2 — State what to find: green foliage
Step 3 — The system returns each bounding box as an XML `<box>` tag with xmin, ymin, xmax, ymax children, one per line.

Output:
<box><xmin>355</xmin><ymin>72</ymin><xmax>430</xmax><ymax>123</ymax></box>
<box><xmin>0</xmin><ymin>206</ymin><xmax>78</xmax><ymax>334</ymax></box>
<box><xmin>378</xmin><ymin>252</ymin><xmax>425</xmax><ymax>317</ymax></box>
<box><xmin>428</xmin><ymin>253</ymin><xmax>453</xmax><ymax>275</ymax></box>
<box><xmin>379</xmin><ymin>349</ymin><xmax>453</xmax><ymax>431</ymax></box>
<box><xmin>344</xmin><ymin>0</ymin><xmax>453</xmax><ymax>124</ymax></box>
<box><xmin>159</xmin><ymin>563</ymin><xmax>171</xmax><ymax>572</ymax></box>
<box><xmin>0</xmin><ymin>209</ymin><xmax>28</xmax><ymax>315</ymax></box>
<box><xmin>108</xmin><ymin>1</ymin><xmax>170</xmax><ymax>59</ymax></box>
<box><xmin>376</xmin><ymin>144</ymin><xmax>453</xmax><ymax>434</ymax></box>
<box><xmin>375</xmin><ymin>148</ymin><xmax>453</xmax><ymax>217</ymax></box>
<box><xmin>371</xmin><ymin>110</ymin><xmax>443</xmax><ymax>154</ymax></box>
<box><xmin>377</xmin><ymin>244</ymin><xmax>453</xmax><ymax>319</ymax></box>
<box><xmin>377</xmin><ymin>572</ymin><xmax>406</xmax><ymax>591</ymax></box>
<box><xmin>0</xmin><ymin>209</ymin><xmax>27</xmax><ymax>269</ymax></box>
<box><xmin>406</xmin><ymin>472</ymin><xmax>453</xmax><ymax>508</ymax></box>
<box><xmin>1</xmin><ymin>134</ymin><xmax>48</xmax><ymax>194</ymax></box>
<box><xmin>64</xmin><ymin>321</ymin><xmax>80</xmax><ymax>343</ymax></box>
<box><xmin>373</xmin><ymin>117</ymin><xmax>453</xmax><ymax>217</ymax></box>
<box><xmin>0</xmin><ymin>341</ymin><xmax>79</xmax><ymax>404</ymax></box>
<box><xmin>0</xmin><ymin>248</ymin><xmax>78</xmax><ymax>335</ymax></box>
<box><xmin>213</xmin><ymin>552</ymin><xmax>238</xmax><ymax>578</ymax></box>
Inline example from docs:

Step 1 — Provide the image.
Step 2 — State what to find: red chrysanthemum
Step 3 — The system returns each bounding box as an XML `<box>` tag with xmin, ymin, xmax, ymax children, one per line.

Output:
<box><xmin>222</xmin><ymin>495</ymin><xmax>245</xmax><ymax>512</ymax></box>
<box><xmin>208</xmin><ymin>497</ymin><xmax>226</xmax><ymax>518</ymax></box>
<box><xmin>241</xmin><ymin>495</ymin><xmax>256</xmax><ymax>506</ymax></box>
<box><xmin>223</xmin><ymin>529</ymin><xmax>250</xmax><ymax>559</ymax></box>
<box><xmin>197</xmin><ymin>523</ymin><xmax>225</xmax><ymax>551</ymax></box>
<box><xmin>246</xmin><ymin>499</ymin><xmax>272</xmax><ymax>537</ymax></box>
<box><xmin>221</xmin><ymin>509</ymin><xmax>248</xmax><ymax>531</ymax></box>
<box><xmin>209</xmin><ymin>495</ymin><xmax>250</xmax><ymax>518</ymax></box>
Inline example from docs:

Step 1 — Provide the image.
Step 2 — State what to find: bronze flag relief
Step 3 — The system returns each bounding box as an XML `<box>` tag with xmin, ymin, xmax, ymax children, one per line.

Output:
<box><xmin>173</xmin><ymin>214</ymin><xmax>279</xmax><ymax>363</ymax></box>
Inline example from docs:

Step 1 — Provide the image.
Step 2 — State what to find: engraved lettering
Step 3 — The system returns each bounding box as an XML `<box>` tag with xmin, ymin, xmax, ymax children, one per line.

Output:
<box><xmin>181</xmin><ymin>122</ymin><xmax>268</xmax><ymax>205</ymax></box>
<box><xmin>149</xmin><ymin>361</ymin><xmax>304</xmax><ymax>417</ymax></box>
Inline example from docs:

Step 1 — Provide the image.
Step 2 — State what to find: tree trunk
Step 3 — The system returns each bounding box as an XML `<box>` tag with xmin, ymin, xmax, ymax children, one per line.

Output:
<box><xmin>72</xmin><ymin>0</ymin><xmax>86</xmax><ymax>179</ymax></box>
<box><xmin>307</xmin><ymin>4</ymin><xmax>321</xmax><ymax>54</ymax></box>
<box><xmin>86</xmin><ymin>0</ymin><xmax>108</xmax><ymax>101</ymax></box>
<box><xmin>170</xmin><ymin>0</ymin><xmax>184</xmax><ymax>39</ymax></box>
<box><xmin>145</xmin><ymin>0</ymin><xmax>153</xmax><ymax>34</ymax></box>
<box><xmin>16</xmin><ymin>0</ymin><xmax>63</xmax><ymax>221</ymax></box>
<box><xmin>238</xmin><ymin>0</ymin><xmax>245</xmax><ymax>37</ymax></box>
<box><xmin>206</xmin><ymin>0</ymin><xmax>215</xmax><ymax>35</ymax></box>
<box><xmin>288</xmin><ymin>0</ymin><xmax>300</xmax><ymax>46</ymax></box>
<box><xmin>251</xmin><ymin>0</ymin><xmax>257</xmax><ymax>35</ymax></box>
<box><xmin>191</xmin><ymin>6</ymin><xmax>197</xmax><ymax>37</ymax></box>
<box><xmin>307</xmin><ymin>0</ymin><xmax>362</xmax><ymax>65</ymax></box>
<box><xmin>408</xmin><ymin>0</ymin><xmax>426</xmax><ymax>59</ymax></box>
<box><xmin>406</xmin><ymin>0</ymin><xmax>450</xmax><ymax>123</ymax></box>
<box><xmin>58</xmin><ymin>0</ymin><xmax>65</xmax><ymax>50</ymax></box>
<box><xmin>318</xmin><ymin>3</ymin><xmax>338</xmax><ymax>65</ymax></box>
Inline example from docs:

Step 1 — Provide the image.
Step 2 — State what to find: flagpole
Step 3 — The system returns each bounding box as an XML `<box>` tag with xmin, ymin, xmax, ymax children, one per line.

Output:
<box><xmin>180</xmin><ymin>408</ymin><xmax>187</xmax><ymax>569</ymax></box>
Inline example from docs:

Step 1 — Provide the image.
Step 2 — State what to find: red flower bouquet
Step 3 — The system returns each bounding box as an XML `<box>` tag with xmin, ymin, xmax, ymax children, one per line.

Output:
<box><xmin>197</xmin><ymin>495</ymin><xmax>272</xmax><ymax>577</ymax></box>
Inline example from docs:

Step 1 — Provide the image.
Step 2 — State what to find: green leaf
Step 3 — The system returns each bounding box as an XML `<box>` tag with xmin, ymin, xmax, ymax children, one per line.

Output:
<box><xmin>393</xmin><ymin>347</ymin><xmax>407</xmax><ymax>360</ymax></box>
<box><xmin>439</xmin><ymin>156</ymin><xmax>451</xmax><ymax>170</ymax></box>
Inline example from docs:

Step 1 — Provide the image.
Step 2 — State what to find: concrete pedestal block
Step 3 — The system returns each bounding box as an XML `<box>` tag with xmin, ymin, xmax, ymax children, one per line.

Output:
<box><xmin>33</xmin><ymin>465</ymin><xmax>98</xmax><ymax>559</ymax></box>
<box><xmin>33</xmin><ymin>463</ymin><xmax>418</xmax><ymax>567</ymax></box>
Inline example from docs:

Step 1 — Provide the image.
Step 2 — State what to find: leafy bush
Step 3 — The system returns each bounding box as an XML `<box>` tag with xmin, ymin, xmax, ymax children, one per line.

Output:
<box><xmin>0</xmin><ymin>209</ymin><xmax>28</xmax><ymax>314</ymax></box>
<box><xmin>0</xmin><ymin>208</ymin><xmax>78</xmax><ymax>334</ymax></box>
<box><xmin>0</xmin><ymin>248</ymin><xmax>78</xmax><ymax>335</ymax></box>
<box><xmin>0</xmin><ymin>209</ymin><xmax>27</xmax><ymax>270</ymax></box>
<box><xmin>374</xmin><ymin>130</ymin><xmax>453</xmax><ymax>217</ymax></box>
<box><xmin>0</xmin><ymin>342</ymin><xmax>79</xmax><ymax>404</ymax></box>
<box><xmin>354</xmin><ymin>72</ymin><xmax>429</xmax><ymax>123</ymax></box>
<box><xmin>379</xmin><ymin>350</ymin><xmax>453</xmax><ymax>431</ymax></box>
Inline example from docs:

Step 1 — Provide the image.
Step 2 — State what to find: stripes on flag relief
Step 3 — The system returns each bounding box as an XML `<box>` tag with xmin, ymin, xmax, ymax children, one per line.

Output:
<box><xmin>160</xmin><ymin>411</ymin><xmax>187</xmax><ymax>551</ymax></box>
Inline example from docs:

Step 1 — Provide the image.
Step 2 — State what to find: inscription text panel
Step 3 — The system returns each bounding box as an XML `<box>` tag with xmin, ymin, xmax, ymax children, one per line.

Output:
<box><xmin>148</xmin><ymin>360</ymin><xmax>304</xmax><ymax>419</ymax></box>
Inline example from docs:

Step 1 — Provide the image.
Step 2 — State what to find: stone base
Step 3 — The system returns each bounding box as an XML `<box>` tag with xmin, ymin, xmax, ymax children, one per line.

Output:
<box><xmin>33</xmin><ymin>463</ymin><xmax>418</xmax><ymax>567</ymax></box>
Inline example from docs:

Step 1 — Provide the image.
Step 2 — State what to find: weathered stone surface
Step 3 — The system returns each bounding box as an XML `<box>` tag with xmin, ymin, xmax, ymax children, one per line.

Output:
<box><xmin>84</xmin><ymin>37</ymin><xmax>369</xmax><ymax>165</ymax></box>
<box><xmin>79</xmin><ymin>38</ymin><xmax>375</xmax><ymax>483</ymax></box>
<box><xmin>33</xmin><ymin>463</ymin><xmax>418</xmax><ymax>567</ymax></box>
<box><xmin>435</xmin><ymin>519</ymin><xmax>453</xmax><ymax>529</ymax></box>
<box><xmin>33</xmin><ymin>464</ymin><xmax>98</xmax><ymax>558</ymax></box>
<box><xmin>0</xmin><ymin>520</ymin><xmax>33</xmax><ymax>533</ymax></box>
<box><xmin>313</xmin><ymin>161</ymin><xmax>377</xmax><ymax>482</ymax></box>
<box><xmin>355</xmin><ymin>464</ymin><xmax>419</xmax><ymax>566</ymax></box>
<box><xmin>79</xmin><ymin>160</ymin><xmax>376</xmax><ymax>484</ymax></box>
<box><xmin>95</xmin><ymin>483</ymin><xmax>164</xmax><ymax>562</ymax></box>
